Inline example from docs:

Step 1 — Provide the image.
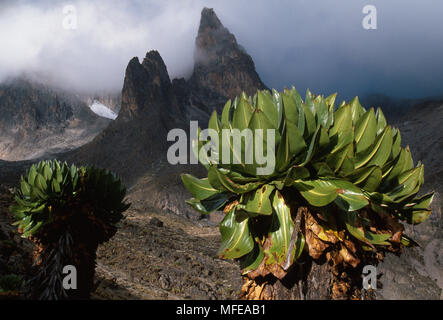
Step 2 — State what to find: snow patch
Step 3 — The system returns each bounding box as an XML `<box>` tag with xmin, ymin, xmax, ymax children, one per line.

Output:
<box><xmin>89</xmin><ymin>100</ymin><xmax>117</xmax><ymax>120</ymax></box>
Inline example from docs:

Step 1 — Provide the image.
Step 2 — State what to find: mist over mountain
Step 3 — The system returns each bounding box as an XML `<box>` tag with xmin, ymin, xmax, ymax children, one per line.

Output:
<box><xmin>1</xmin><ymin>0</ymin><xmax>443</xmax><ymax>103</ymax></box>
<box><xmin>0</xmin><ymin>76</ymin><xmax>110</xmax><ymax>160</ymax></box>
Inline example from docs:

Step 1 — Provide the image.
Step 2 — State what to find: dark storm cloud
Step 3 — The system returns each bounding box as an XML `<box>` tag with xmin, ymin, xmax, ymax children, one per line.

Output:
<box><xmin>212</xmin><ymin>0</ymin><xmax>443</xmax><ymax>100</ymax></box>
<box><xmin>1</xmin><ymin>0</ymin><xmax>442</xmax><ymax>100</ymax></box>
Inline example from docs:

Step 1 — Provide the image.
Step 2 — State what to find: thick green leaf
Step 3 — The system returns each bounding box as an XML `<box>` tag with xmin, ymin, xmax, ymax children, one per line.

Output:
<box><xmin>186</xmin><ymin>192</ymin><xmax>231</xmax><ymax>215</ymax></box>
<box><xmin>290</xmin><ymin>87</ymin><xmax>303</xmax><ymax>106</ymax></box>
<box><xmin>314</xmin><ymin>162</ymin><xmax>335</xmax><ymax>178</ymax></box>
<box><xmin>208</xmin><ymin>110</ymin><xmax>221</xmax><ymax>133</ymax></box>
<box><xmin>318</xmin><ymin>126</ymin><xmax>330</xmax><ymax>152</ymax></box>
<box><xmin>264</xmin><ymin>191</ymin><xmax>295</xmax><ymax>265</ymax></box>
<box><xmin>248</xmin><ymin>107</ymin><xmax>276</xmax><ymax>132</ymax></box>
<box><xmin>208</xmin><ymin>167</ymin><xmax>262</xmax><ymax>194</ymax></box>
<box><xmin>355</xmin><ymin>126</ymin><xmax>393</xmax><ymax>169</ymax></box>
<box><xmin>275</xmin><ymin>121</ymin><xmax>306</xmax><ymax>171</ymax></box>
<box><xmin>401</xmin><ymin>146</ymin><xmax>414</xmax><ymax>172</ymax></box>
<box><xmin>34</xmin><ymin>173</ymin><xmax>47</xmax><ymax>192</ymax></box>
<box><xmin>314</xmin><ymin>96</ymin><xmax>329</xmax><ymax>128</ymax></box>
<box><xmin>376</xmin><ymin>107</ymin><xmax>387</xmax><ymax>135</ymax></box>
<box><xmin>257</xmin><ymin>90</ymin><xmax>279</xmax><ymax>129</ymax></box>
<box><xmin>331</xmin><ymin>129</ymin><xmax>354</xmax><ymax>155</ymax></box>
<box><xmin>302</xmin><ymin>104</ymin><xmax>317</xmax><ymax>138</ymax></box>
<box><xmin>221</xmin><ymin>100</ymin><xmax>232</xmax><ymax>128</ymax></box>
<box><xmin>400</xmin><ymin>192</ymin><xmax>434</xmax><ymax>224</ymax></box>
<box><xmin>346</xmin><ymin>166</ymin><xmax>382</xmax><ymax>192</ymax></box>
<box><xmin>324</xmin><ymin>93</ymin><xmax>336</xmax><ymax>129</ymax></box>
<box><xmin>305</xmin><ymin>89</ymin><xmax>315</xmax><ymax>114</ymax></box>
<box><xmin>293</xmin><ymin>179</ymin><xmax>337</xmax><ymax>207</ymax></box>
<box><xmin>218</xmin><ymin>208</ymin><xmax>254</xmax><ymax>259</ymax></box>
<box><xmin>292</xmin><ymin>233</ymin><xmax>305</xmax><ymax>261</ymax></box>
<box><xmin>365</xmin><ymin>231</ymin><xmax>391</xmax><ymax>245</ymax></box>
<box><xmin>354</xmin><ymin>108</ymin><xmax>376</xmax><ymax>153</ymax></box>
<box><xmin>224</xmin><ymin>170</ymin><xmax>260</xmax><ymax>184</ymax></box>
<box><xmin>389</xmin><ymin>167</ymin><xmax>421</xmax><ymax>200</ymax></box>
<box><xmin>329</xmin><ymin>104</ymin><xmax>352</xmax><ymax>137</ymax></box>
<box><xmin>20</xmin><ymin>179</ymin><xmax>31</xmax><ymax>196</ymax></box>
<box><xmin>282</xmin><ymin>91</ymin><xmax>299</xmax><ymax>124</ymax></box>
<box><xmin>391</xmin><ymin>129</ymin><xmax>401</xmax><ymax>160</ymax></box>
<box><xmin>298</xmin><ymin>126</ymin><xmax>321</xmax><ymax>166</ymax></box>
<box><xmin>283</xmin><ymin>166</ymin><xmax>310</xmax><ymax>186</ymax></box>
<box><xmin>27</xmin><ymin>165</ymin><xmax>38</xmax><ymax>185</ymax></box>
<box><xmin>240</xmin><ymin>242</ymin><xmax>264</xmax><ymax>274</ymax></box>
<box><xmin>181</xmin><ymin>174</ymin><xmax>219</xmax><ymax>200</ymax></box>
<box><xmin>409</xmin><ymin>192</ymin><xmax>434</xmax><ymax>210</ymax></box>
<box><xmin>339</xmin><ymin>156</ymin><xmax>356</xmax><ymax>176</ymax></box>
<box><xmin>200</xmin><ymin>192</ymin><xmax>232</xmax><ymax>213</ymax></box>
<box><xmin>220</xmin><ymin>126</ymin><xmax>247</xmax><ymax>171</ymax></box>
<box><xmin>349</xmin><ymin>97</ymin><xmax>365</xmax><ymax>124</ymax></box>
<box><xmin>366</xmin><ymin>191</ymin><xmax>396</xmax><ymax>206</ymax></box>
<box><xmin>240</xmin><ymin>184</ymin><xmax>275</xmax><ymax>215</ymax></box>
<box><xmin>272</xmin><ymin>89</ymin><xmax>284</xmax><ymax>130</ymax></box>
<box><xmin>326</xmin><ymin>143</ymin><xmax>353</xmax><ymax>172</ymax></box>
<box><xmin>233</xmin><ymin>98</ymin><xmax>254</xmax><ymax>130</ymax></box>
<box><xmin>325</xmin><ymin>93</ymin><xmax>337</xmax><ymax>110</ymax></box>
<box><xmin>247</xmin><ymin>108</ymin><xmax>281</xmax><ymax>173</ymax></box>
<box><xmin>51</xmin><ymin>179</ymin><xmax>61</xmax><ymax>193</ymax></box>
<box><xmin>383</xmin><ymin>148</ymin><xmax>408</xmax><ymax>183</ymax></box>
<box><xmin>296</xmin><ymin>93</ymin><xmax>305</xmax><ymax>134</ymax></box>
<box><xmin>332</xmin><ymin>180</ymin><xmax>369</xmax><ymax>211</ymax></box>
<box><xmin>367</xmin><ymin>126</ymin><xmax>393</xmax><ymax>167</ymax></box>
<box><xmin>42</xmin><ymin>164</ymin><xmax>52</xmax><ymax>181</ymax></box>
<box><xmin>343</xmin><ymin>211</ymin><xmax>374</xmax><ymax>248</ymax></box>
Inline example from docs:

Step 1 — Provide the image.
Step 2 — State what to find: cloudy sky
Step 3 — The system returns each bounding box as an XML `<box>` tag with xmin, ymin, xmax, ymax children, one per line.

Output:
<box><xmin>1</xmin><ymin>0</ymin><xmax>442</xmax><ymax>101</ymax></box>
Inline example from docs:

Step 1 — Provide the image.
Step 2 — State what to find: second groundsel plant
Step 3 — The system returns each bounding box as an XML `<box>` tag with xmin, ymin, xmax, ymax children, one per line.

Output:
<box><xmin>10</xmin><ymin>160</ymin><xmax>130</xmax><ymax>299</ymax></box>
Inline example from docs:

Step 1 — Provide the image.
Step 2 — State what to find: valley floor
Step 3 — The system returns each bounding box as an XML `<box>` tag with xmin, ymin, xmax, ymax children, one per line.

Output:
<box><xmin>93</xmin><ymin>208</ymin><xmax>241</xmax><ymax>300</ymax></box>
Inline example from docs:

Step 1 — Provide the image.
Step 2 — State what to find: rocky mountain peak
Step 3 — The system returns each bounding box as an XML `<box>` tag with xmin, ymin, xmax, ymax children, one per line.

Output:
<box><xmin>119</xmin><ymin>51</ymin><xmax>172</xmax><ymax>122</ymax></box>
<box><xmin>189</xmin><ymin>8</ymin><xmax>267</xmax><ymax>113</ymax></box>
<box><xmin>195</xmin><ymin>8</ymin><xmax>238</xmax><ymax>65</ymax></box>
<box><xmin>199</xmin><ymin>7</ymin><xmax>223</xmax><ymax>31</ymax></box>
<box><xmin>142</xmin><ymin>50</ymin><xmax>171</xmax><ymax>89</ymax></box>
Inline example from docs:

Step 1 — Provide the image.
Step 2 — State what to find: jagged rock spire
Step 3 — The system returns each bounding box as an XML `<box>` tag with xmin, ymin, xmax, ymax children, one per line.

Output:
<box><xmin>194</xmin><ymin>7</ymin><xmax>239</xmax><ymax>65</ymax></box>
<box><xmin>119</xmin><ymin>50</ymin><xmax>173</xmax><ymax>121</ymax></box>
<box><xmin>189</xmin><ymin>7</ymin><xmax>267</xmax><ymax>112</ymax></box>
<box><xmin>198</xmin><ymin>7</ymin><xmax>223</xmax><ymax>35</ymax></box>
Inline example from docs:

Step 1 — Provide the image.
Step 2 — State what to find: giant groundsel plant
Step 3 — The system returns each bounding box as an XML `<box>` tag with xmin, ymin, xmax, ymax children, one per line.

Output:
<box><xmin>11</xmin><ymin>160</ymin><xmax>129</xmax><ymax>299</ymax></box>
<box><xmin>182</xmin><ymin>88</ymin><xmax>433</xmax><ymax>299</ymax></box>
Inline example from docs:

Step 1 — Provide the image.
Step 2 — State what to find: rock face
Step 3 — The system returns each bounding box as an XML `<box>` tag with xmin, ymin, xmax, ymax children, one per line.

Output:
<box><xmin>119</xmin><ymin>52</ymin><xmax>183</xmax><ymax>127</ymax></box>
<box><xmin>0</xmin><ymin>78</ymin><xmax>73</xmax><ymax>131</ymax></box>
<box><xmin>0</xmin><ymin>77</ymin><xmax>110</xmax><ymax>160</ymax></box>
<box><xmin>186</xmin><ymin>8</ymin><xmax>267</xmax><ymax>114</ymax></box>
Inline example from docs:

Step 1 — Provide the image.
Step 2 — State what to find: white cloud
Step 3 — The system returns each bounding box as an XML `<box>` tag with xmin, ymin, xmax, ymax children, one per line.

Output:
<box><xmin>0</xmin><ymin>0</ymin><xmax>204</xmax><ymax>93</ymax></box>
<box><xmin>1</xmin><ymin>0</ymin><xmax>442</xmax><ymax>99</ymax></box>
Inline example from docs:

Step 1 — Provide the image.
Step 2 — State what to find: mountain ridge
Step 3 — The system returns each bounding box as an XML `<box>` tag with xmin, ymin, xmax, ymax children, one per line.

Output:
<box><xmin>0</xmin><ymin>76</ymin><xmax>111</xmax><ymax>160</ymax></box>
